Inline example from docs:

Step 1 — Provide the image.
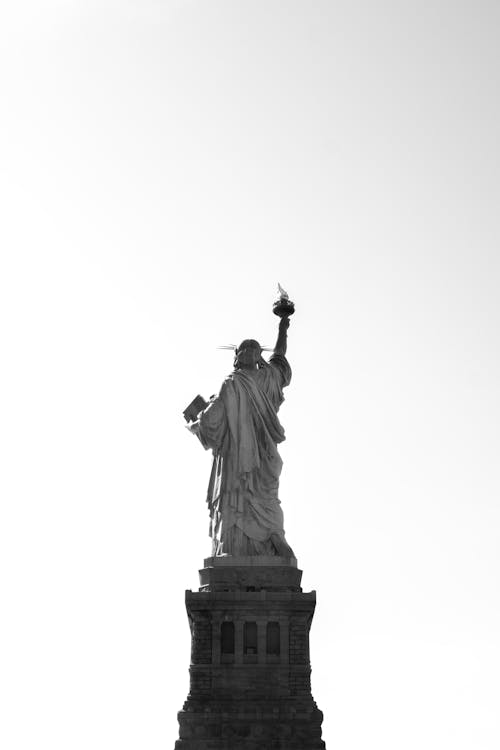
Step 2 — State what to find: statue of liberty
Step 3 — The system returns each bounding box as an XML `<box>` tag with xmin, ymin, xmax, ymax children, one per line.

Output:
<box><xmin>185</xmin><ymin>287</ymin><xmax>296</xmax><ymax>558</ymax></box>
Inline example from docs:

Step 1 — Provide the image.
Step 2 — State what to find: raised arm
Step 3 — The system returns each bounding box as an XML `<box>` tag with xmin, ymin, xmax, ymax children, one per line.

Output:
<box><xmin>273</xmin><ymin>315</ymin><xmax>290</xmax><ymax>357</ymax></box>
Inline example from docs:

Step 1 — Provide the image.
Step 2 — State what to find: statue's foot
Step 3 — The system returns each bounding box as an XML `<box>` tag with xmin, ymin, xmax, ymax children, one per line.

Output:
<box><xmin>270</xmin><ymin>533</ymin><xmax>295</xmax><ymax>558</ymax></box>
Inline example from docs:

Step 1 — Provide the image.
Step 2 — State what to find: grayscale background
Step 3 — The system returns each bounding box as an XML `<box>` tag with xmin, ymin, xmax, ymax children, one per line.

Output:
<box><xmin>1</xmin><ymin>2</ymin><xmax>499</xmax><ymax>749</ymax></box>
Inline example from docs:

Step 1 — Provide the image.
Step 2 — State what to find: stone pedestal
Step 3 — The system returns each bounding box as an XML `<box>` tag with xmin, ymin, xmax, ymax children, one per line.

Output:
<box><xmin>174</xmin><ymin>556</ymin><xmax>326</xmax><ymax>749</ymax></box>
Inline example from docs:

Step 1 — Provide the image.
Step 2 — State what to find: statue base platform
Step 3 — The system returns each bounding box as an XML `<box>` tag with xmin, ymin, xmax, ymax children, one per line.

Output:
<box><xmin>174</xmin><ymin>556</ymin><xmax>326</xmax><ymax>749</ymax></box>
<box><xmin>200</xmin><ymin>555</ymin><xmax>302</xmax><ymax>593</ymax></box>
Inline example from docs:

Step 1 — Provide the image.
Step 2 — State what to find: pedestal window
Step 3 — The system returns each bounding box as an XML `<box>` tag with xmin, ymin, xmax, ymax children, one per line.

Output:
<box><xmin>266</xmin><ymin>621</ymin><xmax>280</xmax><ymax>656</ymax></box>
<box><xmin>220</xmin><ymin>621</ymin><xmax>234</xmax><ymax>663</ymax></box>
<box><xmin>243</xmin><ymin>621</ymin><xmax>258</xmax><ymax>662</ymax></box>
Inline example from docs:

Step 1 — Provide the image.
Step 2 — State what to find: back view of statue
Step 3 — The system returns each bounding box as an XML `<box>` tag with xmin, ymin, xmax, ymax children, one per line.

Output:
<box><xmin>186</xmin><ymin>314</ymin><xmax>295</xmax><ymax>557</ymax></box>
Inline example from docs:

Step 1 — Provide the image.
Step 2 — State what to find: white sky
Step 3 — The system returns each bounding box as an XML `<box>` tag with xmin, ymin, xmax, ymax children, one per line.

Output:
<box><xmin>1</xmin><ymin>2</ymin><xmax>499</xmax><ymax>749</ymax></box>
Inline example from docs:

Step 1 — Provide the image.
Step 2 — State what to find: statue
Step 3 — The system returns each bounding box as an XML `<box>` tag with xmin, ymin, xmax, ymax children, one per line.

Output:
<box><xmin>185</xmin><ymin>286</ymin><xmax>296</xmax><ymax>558</ymax></box>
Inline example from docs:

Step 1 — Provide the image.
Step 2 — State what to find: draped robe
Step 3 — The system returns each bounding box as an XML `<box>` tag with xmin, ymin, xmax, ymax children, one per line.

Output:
<box><xmin>196</xmin><ymin>354</ymin><xmax>293</xmax><ymax>556</ymax></box>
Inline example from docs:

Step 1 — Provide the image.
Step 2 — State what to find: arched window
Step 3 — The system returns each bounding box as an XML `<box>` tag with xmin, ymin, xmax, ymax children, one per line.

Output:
<box><xmin>243</xmin><ymin>622</ymin><xmax>257</xmax><ymax>655</ymax></box>
<box><xmin>220</xmin><ymin>622</ymin><xmax>234</xmax><ymax>654</ymax></box>
<box><xmin>266</xmin><ymin>622</ymin><xmax>280</xmax><ymax>655</ymax></box>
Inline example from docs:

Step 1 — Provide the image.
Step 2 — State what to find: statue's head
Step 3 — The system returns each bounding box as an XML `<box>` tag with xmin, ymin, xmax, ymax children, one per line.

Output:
<box><xmin>234</xmin><ymin>339</ymin><xmax>264</xmax><ymax>370</ymax></box>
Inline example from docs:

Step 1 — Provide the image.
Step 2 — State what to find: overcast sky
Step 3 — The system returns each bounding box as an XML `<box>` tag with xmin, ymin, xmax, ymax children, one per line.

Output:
<box><xmin>1</xmin><ymin>2</ymin><xmax>499</xmax><ymax>749</ymax></box>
